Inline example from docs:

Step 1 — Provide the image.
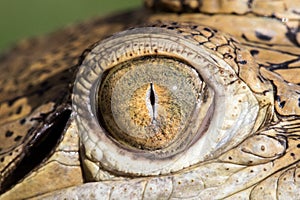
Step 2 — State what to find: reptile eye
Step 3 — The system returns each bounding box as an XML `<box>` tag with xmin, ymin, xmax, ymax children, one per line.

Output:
<box><xmin>73</xmin><ymin>24</ymin><xmax>264</xmax><ymax>179</ymax></box>
<box><xmin>98</xmin><ymin>57</ymin><xmax>210</xmax><ymax>151</ymax></box>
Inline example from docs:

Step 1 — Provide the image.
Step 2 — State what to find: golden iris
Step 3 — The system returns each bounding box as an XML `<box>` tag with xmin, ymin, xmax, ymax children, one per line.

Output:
<box><xmin>98</xmin><ymin>57</ymin><xmax>203</xmax><ymax>150</ymax></box>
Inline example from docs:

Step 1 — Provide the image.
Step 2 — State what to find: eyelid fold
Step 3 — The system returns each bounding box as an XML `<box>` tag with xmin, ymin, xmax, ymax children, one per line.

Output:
<box><xmin>72</xmin><ymin>23</ymin><xmax>272</xmax><ymax>180</ymax></box>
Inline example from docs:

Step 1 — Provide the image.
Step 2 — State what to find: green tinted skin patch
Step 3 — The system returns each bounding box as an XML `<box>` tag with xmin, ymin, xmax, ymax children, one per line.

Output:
<box><xmin>98</xmin><ymin>57</ymin><xmax>203</xmax><ymax>150</ymax></box>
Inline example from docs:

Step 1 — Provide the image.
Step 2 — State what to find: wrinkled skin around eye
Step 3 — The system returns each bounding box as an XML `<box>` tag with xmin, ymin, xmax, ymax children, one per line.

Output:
<box><xmin>70</xmin><ymin>23</ymin><xmax>300</xmax><ymax>199</ymax></box>
<box><xmin>70</xmin><ymin>24</ymin><xmax>299</xmax><ymax>200</ymax></box>
<box><xmin>72</xmin><ymin>24</ymin><xmax>267</xmax><ymax>179</ymax></box>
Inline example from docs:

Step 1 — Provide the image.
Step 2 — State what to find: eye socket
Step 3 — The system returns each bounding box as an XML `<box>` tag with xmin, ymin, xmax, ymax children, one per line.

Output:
<box><xmin>72</xmin><ymin>24</ymin><xmax>267</xmax><ymax>179</ymax></box>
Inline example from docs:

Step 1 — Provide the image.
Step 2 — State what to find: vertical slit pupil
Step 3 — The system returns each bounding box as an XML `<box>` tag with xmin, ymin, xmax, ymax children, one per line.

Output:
<box><xmin>150</xmin><ymin>83</ymin><xmax>155</xmax><ymax>106</ymax></box>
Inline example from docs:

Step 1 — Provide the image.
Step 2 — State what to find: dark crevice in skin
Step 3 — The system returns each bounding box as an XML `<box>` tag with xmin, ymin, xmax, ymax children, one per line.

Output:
<box><xmin>267</xmin><ymin>80</ymin><xmax>300</xmax><ymax>118</ymax></box>
<box><xmin>269</xmin><ymin>14</ymin><xmax>300</xmax><ymax>48</ymax></box>
<box><xmin>247</xmin><ymin>0</ymin><xmax>254</xmax><ymax>9</ymax></box>
<box><xmin>285</xmin><ymin>26</ymin><xmax>300</xmax><ymax>47</ymax></box>
<box><xmin>264</xmin><ymin>14</ymin><xmax>300</xmax><ymax>48</ymax></box>
<box><xmin>197</xmin><ymin>0</ymin><xmax>203</xmax><ymax>10</ymax></box>
<box><xmin>257</xmin><ymin>67</ymin><xmax>270</xmax><ymax>86</ymax></box>
<box><xmin>250</xmin><ymin>49</ymin><xmax>259</xmax><ymax>56</ymax></box>
<box><xmin>241</xmin><ymin>35</ymin><xmax>300</xmax><ymax>57</ymax></box>
<box><xmin>180</xmin><ymin>0</ymin><xmax>185</xmax><ymax>11</ymax></box>
<box><xmin>241</xmin><ymin>33</ymin><xmax>291</xmax><ymax>47</ymax></box>
<box><xmin>0</xmin><ymin>107</ymin><xmax>72</xmax><ymax>195</ymax></box>
<box><xmin>268</xmin><ymin>79</ymin><xmax>280</xmax><ymax>110</ymax></box>
<box><xmin>266</xmin><ymin>57</ymin><xmax>300</xmax><ymax>71</ymax></box>
<box><xmin>180</xmin><ymin>0</ymin><xmax>200</xmax><ymax>13</ymax></box>
<box><xmin>255</xmin><ymin>31</ymin><xmax>273</xmax><ymax>41</ymax></box>
<box><xmin>277</xmin><ymin>119</ymin><xmax>300</xmax><ymax>129</ymax></box>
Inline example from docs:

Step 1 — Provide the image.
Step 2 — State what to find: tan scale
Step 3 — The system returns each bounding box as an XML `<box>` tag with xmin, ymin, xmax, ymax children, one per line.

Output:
<box><xmin>0</xmin><ymin>0</ymin><xmax>300</xmax><ymax>199</ymax></box>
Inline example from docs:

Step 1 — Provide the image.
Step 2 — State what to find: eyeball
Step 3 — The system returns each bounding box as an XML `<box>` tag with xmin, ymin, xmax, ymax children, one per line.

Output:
<box><xmin>98</xmin><ymin>56</ymin><xmax>211</xmax><ymax>151</ymax></box>
<box><xmin>72</xmin><ymin>23</ymin><xmax>270</xmax><ymax>179</ymax></box>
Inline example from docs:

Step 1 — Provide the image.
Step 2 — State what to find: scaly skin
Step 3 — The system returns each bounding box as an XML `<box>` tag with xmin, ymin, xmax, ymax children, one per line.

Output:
<box><xmin>0</xmin><ymin>1</ymin><xmax>300</xmax><ymax>199</ymax></box>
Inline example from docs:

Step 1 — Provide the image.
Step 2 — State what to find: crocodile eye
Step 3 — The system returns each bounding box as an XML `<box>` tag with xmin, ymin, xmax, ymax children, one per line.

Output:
<box><xmin>73</xmin><ymin>24</ymin><xmax>267</xmax><ymax>179</ymax></box>
<box><xmin>97</xmin><ymin>57</ymin><xmax>212</xmax><ymax>151</ymax></box>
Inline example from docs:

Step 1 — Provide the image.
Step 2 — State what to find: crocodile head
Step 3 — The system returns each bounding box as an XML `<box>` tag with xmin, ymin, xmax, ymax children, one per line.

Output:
<box><xmin>1</xmin><ymin>0</ymin><xmax>300</xmax><ymax>199</ymax></box>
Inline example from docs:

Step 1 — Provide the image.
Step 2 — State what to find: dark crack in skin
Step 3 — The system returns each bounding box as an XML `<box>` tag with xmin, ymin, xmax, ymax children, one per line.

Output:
<box><xmin>0</xmin><ymin>0</ymin><xmax>300</xmax><ymax>199</ymax></box>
